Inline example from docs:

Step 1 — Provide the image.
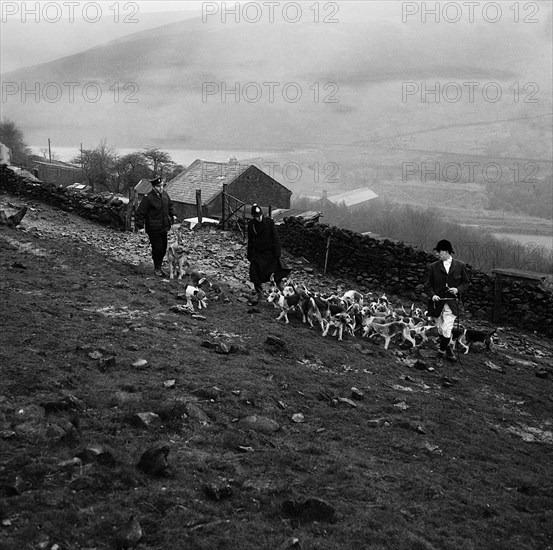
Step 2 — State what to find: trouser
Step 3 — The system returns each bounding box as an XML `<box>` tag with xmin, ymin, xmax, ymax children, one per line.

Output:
<box><xmin>438</xmin><ymin>334</ymin><xmax>451</xmax><ymax>352</ymax></box>
<box><xmin>435</xmin><ymin>304</ymin><xmax>456</xmax><ymax>338</ymax></box>
<box><xmin>148</xmin><ymin>231</ymin><xmax>168</xmax><ymax>269</ymax></box>
<box><xmin>435</xmin><ymin>304</ymin><xmax>456</xmax><ymax>353</ymax></box>
<box><xmin>249</xmin><ymin>257</ymin><xmax>282</xmax><ymax>294</ymax></box>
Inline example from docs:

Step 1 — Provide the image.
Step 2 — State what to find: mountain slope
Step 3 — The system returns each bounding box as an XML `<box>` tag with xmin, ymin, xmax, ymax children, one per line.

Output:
<box><xmin>2</xmin><ymin>3</ymin><xmax>551</xmax><ymax>151</ymax></box>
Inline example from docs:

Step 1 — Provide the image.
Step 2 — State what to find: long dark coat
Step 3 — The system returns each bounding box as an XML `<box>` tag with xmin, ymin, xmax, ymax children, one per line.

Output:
<box><xmin>135</xmin><ymin>190</ymin><xmax>175</xmax><ymax>234</ymax></box>
<box><xmin>427</xmin><ymin>258</ymin><xmax>470</xmax><ymax>316</ymax></box>
<box><xmin>247</xmin><ymin>217</ymin><xmax>283</xmax><ymax>285</ymax></box>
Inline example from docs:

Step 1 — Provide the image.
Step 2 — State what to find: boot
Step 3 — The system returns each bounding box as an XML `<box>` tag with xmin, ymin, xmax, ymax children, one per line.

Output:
<box><xmin>445</xmin><ymin>342</ymin><xmax>457</xmax><ymax>362</ymax></box>
<box><xmin>249</xmin><ymin>285</ymin><xmax>263</xmax><ymax>305</ymax></box>
<box><xmin>436</xmin><ymin>334</ymin><xmax>449</xmax><ymax>358</ymax></box>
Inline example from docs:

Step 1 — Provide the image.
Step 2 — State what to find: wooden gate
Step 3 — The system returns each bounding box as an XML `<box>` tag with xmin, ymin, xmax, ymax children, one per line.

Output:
<box><xmin>221</xmin><ymin>184</ymin><xmax>246</xmax><ymax>238</ymax></box>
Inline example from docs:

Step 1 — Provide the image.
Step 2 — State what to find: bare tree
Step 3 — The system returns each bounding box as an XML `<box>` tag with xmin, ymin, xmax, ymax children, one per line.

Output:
<box><xmin>113</xmin><ymin>152</ymin><xmax>150</xmax><ymax>196</ymax></box>
<box><xmin>141</xmin><ymin>148</ymin><xmax>175</xmax><ymax>178</ymax></box>
<box><xmin>71</xmin><ymin>139</ymin><xmax>117</xmax><ymax>193</ymax></box>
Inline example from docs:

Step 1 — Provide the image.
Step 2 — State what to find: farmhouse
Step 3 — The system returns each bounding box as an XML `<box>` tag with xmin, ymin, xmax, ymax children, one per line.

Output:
<box><xmin>32</xmin><ymin>158</ymin><xmax>82</xmax><ymax>187</ymax></box>
<box><xmin>164</xmin><ymin>158</ymin><xmax>292</xmax><ymax>221</ymax></box>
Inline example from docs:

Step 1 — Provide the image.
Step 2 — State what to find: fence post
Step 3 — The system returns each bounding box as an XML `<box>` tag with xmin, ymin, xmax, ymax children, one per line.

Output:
<box><xmin>493</xmin><ymin>273</ymin><xmax>503</xmax><ymax>323</ymax></box>
<box><xmin>324</xmin><ymin>236</ymin><xmax>331</xmax><ymax>275</ymax></box>
<box><xmin>196</xmin><ymin>189</ymin><xmax>202</xmax><ymax>226</ymax></box>
<box><xmin>222</xmin><ymin>184</ymin><xmax>227</xmax><ymax>230</ymax></box>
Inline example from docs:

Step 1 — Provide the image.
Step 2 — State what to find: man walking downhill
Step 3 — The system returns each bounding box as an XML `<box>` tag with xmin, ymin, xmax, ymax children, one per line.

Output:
<box><xmin>427</xmin><ymin>239</ymin><xmax>470</xmax><ymax>361</ymax></box>
<box><xmin>135</xmin><ymin>177</ymin><xmax>177</xmax><ymax>277</ymax></box>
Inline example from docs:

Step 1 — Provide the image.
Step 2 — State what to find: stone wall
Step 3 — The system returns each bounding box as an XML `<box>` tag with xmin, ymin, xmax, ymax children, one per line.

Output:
<box><xmin>0</xmin><ymin>165</ymin><xmax>128</xmax><ymax>230</ymax></box>
<box><xmin>278</xmin><ymin>217</ymin><xmax>553</xmax><ymax>337</ymax></box>
<box><xmin>2</xmin><ymin>164</ymin><xmax>551</xmax><ymax>336</ymax></box>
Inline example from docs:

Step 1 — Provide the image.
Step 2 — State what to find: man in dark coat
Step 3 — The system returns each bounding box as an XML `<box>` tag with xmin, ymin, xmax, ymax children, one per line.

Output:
<box><xmin>427</xmin><ymin>239</ymin><xmax>470</xmax><ymax>361</ymax></box>
<box><xmin>135</xmin><ymin>177</ymin><xmax>177</xmax><ymax>277</ymax></box>
<box><xmin>247</xmin><ymin>204</ymin><xmax>289</xmax><ymax>304</ymax></box>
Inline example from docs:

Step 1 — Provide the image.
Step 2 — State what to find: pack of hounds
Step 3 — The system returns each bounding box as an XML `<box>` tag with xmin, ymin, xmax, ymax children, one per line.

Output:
<box><xmin>265</xmin><ymin>277</ymin><xmax>496</xmax><ymax>354</ymax></box>
<box><xmin>166</xmin><ymin>231</ymin><xmax>495</xmax><ymax>353</ymax></box>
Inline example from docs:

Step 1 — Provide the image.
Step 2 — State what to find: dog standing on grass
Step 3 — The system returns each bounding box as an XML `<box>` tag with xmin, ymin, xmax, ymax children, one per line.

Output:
<box><xmin>362</xmin><ymin>317</ymin><xmax>416</xmax><ymax>350</ymax></box>
<box><xmin>451</xmin><ymin>326</ymin><xmax>496</xmax><ymax>354</ymax></box>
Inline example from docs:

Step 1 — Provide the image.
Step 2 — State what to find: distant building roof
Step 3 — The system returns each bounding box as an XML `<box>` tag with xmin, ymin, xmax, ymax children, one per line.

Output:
<box><xmin>66</xmin><ymin>183</ymin><xmax>91</xmax><ymax>192</ymax></box>
<box><xmin>166</xmin><ymin>159</ymin><xmax>251</xmax><ymax>205</ymax></box>
<box><xmin>182</xmin><ymin>216</ymin><xmax>220</xmax><ymax>229</ymax></box>
<box><xmin>134</xmin><ymin>178</ymin><xmax>152</xmax><ymax>195</ymax></box>
<box><xmin>327</xmin><ymin>187</ymin><xmax>378</xmax><ymax>207</ymax></box>
<box><xmin>32</xmin><ymin>158</ymin><xmax>81</xmax><ymax>171</ymax></box>
<box><xmin>271</xmin><ymin>208</ymin><xmax>322</xmax><ymax>225</ymax></box>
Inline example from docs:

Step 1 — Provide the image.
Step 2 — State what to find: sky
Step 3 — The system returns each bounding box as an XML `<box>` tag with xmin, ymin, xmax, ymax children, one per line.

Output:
<box><xmin>2</xmin><ymin>1</ymin><xmax>205</xmax><ymax>16</ymax></box>
<box><xmin>0</xmin><ymin>1</ymin><xmax>263</xmax><ymax>17</ymax></box>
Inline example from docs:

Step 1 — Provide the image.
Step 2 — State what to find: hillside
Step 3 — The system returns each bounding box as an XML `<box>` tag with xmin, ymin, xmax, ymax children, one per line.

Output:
<box><xmin>2</xmin><ymin>3</ymin><xmax>551</xmax><ymax>156</ymax></box>
<box><xmin>1</xmin><ymin>190</ymin><xmax>552</xmax><ymax>549</ymax></box>
<box><xmin>0</xmin><ymin>9</ymin><xmax>201</xmax><ymax>73</ymax></box>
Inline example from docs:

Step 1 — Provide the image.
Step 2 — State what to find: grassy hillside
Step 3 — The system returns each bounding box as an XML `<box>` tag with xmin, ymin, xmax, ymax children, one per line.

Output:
<box><xmin>1</xmin><ymin>190</ymin><xmax>553</xmax><ymax>549</ymax></box>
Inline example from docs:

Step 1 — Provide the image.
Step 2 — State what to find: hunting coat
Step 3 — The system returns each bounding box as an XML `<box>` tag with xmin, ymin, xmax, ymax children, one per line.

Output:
<box><xmin>427</xmin><ymin>258</ymin><xmax>470</xmax><ymax>316</ymax></box>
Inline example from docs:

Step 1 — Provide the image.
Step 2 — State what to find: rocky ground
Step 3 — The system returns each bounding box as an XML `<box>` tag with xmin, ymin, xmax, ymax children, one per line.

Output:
<box><xmin>1</xmin><ymin>192</ymin><xmax>552</xmax><ymax>550</ymax></box>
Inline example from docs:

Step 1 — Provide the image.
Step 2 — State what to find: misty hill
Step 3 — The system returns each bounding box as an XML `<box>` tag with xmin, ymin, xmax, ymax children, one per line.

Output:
<box><xmin>2</xmin><ymin>2</ymin><xmax>551</xmax><ymax>157</ymax></box>
<box><xmin>1</xmin><ymin>9</ymin><xmax>201</xmax><ymax>73</ymax></box>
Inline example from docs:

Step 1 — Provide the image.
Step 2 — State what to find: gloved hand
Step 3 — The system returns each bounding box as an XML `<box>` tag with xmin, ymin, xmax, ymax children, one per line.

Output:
<box><xmin>432</xmin><ymin>295</ymin><xmax>440</xmax><ymax>302</ymax></box>
<box><xmin>138</xmin><ymin>228</ymin><xmax>145</xmax><ymax>234</ymax></box>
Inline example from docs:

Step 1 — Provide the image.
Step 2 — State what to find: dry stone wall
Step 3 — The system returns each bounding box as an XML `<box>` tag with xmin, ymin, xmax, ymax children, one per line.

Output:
<box><xmin>2</xmin><ymin>165</ymin><xmax>551</xmax><ymax>336</ymax></box>
<box><xmin>0</xmin><ymin>165</ymin><xmax>128</xmax><ymax>230</ymax></box>
<box><xmin>278</xmin><ymin>217</ymin><xmax>553</xmax><ymax>337</ymax></box>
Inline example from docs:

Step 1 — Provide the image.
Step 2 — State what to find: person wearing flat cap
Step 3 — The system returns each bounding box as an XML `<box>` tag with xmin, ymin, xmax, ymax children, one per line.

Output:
<box><xmin>135</xmin><ymin>177</ymin><xmax>177</xmax><ymax>277</ymax></box>
<box><xmin>247</xmin><ymin>203</ymin><xmax>290</xmax><ymax>304</ymax></box>
<box><xmin>427</xmin><ymin>239</ymin><xmax>470</xmax><ymax>361</ymax></box>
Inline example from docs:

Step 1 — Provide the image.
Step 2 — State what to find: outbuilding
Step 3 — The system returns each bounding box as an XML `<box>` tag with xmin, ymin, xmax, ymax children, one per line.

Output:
<box><xmin>165</xmin><ymin>158</ymin><xmax>292</xmax><ymax>221</ymax></box>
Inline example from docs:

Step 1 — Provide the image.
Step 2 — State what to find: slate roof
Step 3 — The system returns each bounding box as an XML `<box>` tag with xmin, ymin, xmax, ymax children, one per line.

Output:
<box><xmin>327</xmin><ymin>187</ymin><xmax>378</xmax><ymax>206</ymax></box>
<box><xmin>166</xmin><ymin>159</ymin><xmax>251</xmax><ymax>205</ymax></box>
<box><xmin>271</xmin><ymin>209</ymin><xmax>322</xmax><ymax>225</ymax></box>
<box><xmin>134</xmin><ymin>178</ymin><xmax>152</xmax><ymax>195</ymax></box>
